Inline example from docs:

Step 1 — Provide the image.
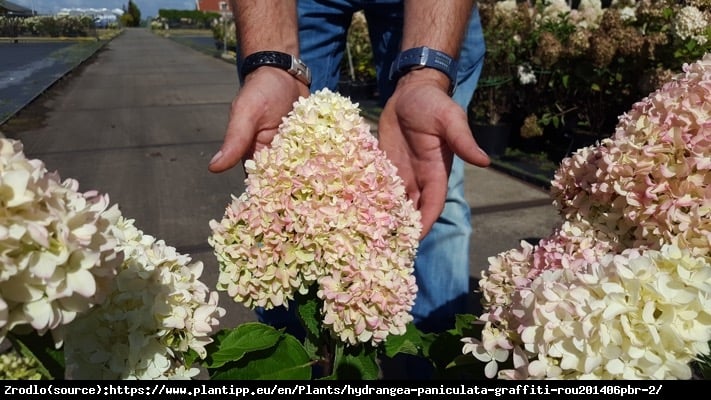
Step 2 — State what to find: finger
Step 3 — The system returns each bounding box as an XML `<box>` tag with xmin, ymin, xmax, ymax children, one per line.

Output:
<box><xmin>445</xmin><ymin>113</ymin><xmax>491</xmax><ymax>168</ymax></box>
<box><xmin>208</xmin><ymin>103</ymin><xmax>259</xmax><ymax>173</ymax></box>
<box><xmin>416</xmin><ymin>175</ymin><xmax>447</xmax><ymax>238</ymax></box>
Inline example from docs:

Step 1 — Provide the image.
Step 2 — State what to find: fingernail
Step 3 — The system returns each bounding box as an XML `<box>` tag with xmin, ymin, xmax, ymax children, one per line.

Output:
<box><xmin>477</xmin><ymin>147</ymin><xmax>489</xmax><ymax>157</ymax></box>
<box><xmin>209</xmin><ymin>150</ymin><xmax>223</xmax><ymax>165</ymax></box>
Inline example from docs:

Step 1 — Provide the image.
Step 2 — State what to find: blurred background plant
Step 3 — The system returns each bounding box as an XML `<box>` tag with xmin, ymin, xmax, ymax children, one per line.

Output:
<box><xmin>339</xmin><ymin>11</ymin><xmax>377</xmax><ymax>100</ymax></box>
<box><xmin>0</xmin><ymin>15</ymin><xmax>103</xmax><ymax>37</ymax></box>
<box><xmin>469</xmin><ymin>0</ymin><xmax>530</xmax><ymax>126</ymax></box>
<box><xmin>471</xmin><ymin>0</ymin><xmax>711</xmax><ymax>164</ymax></box>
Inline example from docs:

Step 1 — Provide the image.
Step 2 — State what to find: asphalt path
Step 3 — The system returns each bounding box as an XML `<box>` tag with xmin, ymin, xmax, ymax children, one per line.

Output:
<box><xmin>0</xmin><ymin>28</ymin><xmax>257</xmax><ymax>329</ymax></box>
<box><xmin>0</xmin><ymin>40</ymin><xmax>106</xmax><ymax>125</ymax></box>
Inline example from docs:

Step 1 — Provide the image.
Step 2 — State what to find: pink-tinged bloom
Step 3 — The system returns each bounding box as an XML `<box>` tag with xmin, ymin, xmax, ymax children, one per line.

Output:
<box><xmin>210</xmin><ymin>89</ymin><xmax>421</xmax><ymax>345</ymax></box>
<box><xmin>466</xmin><ymin>54</ymin><xmax>711</xmax><ymax>380</ymax></box>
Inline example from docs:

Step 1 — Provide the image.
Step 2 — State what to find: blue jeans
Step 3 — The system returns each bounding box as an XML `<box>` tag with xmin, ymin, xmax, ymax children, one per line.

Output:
<box><xmin>253</xmin><ymin>0</ymin><xmax>485</xmax><ymax>335</ymax></box>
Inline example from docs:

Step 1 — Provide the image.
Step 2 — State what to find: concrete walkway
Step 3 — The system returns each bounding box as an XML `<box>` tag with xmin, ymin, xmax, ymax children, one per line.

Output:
<box><xmin>0</xmin><ymin>28</ymin><xmax>562</xmax><ymax>329</ymax></box>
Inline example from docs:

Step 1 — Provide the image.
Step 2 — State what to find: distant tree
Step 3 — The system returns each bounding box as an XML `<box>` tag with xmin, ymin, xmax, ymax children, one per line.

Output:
<box><xmin>121</xmin><ymin>0</ymin><xmax>141</xmax><ymax>27</ymax></box>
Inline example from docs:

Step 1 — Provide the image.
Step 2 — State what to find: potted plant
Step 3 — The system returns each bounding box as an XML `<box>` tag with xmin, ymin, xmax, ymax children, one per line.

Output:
<box><xmin>468</xmin><ymin>0</ymin><xmax>529</xmax><ymax>157</ymax></box>
<box><xmin>515</xmin><ymin>0</ymin><xmax>711</xmax><ymax>160</ymax></box>
<box><xmin>338</xmin><ymin>11</ymin><xmax>377</xmax><ymax>100</ymax></box>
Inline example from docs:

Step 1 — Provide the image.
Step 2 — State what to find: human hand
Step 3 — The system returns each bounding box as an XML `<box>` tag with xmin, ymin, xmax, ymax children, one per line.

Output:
<box><xmin>208</xmin><ymin>68</ymin><xmax>310</xmax><ymax>173</ymax></box>
<box><xmin>378</xmin><ymin>71</ymin><xmax>490</xmax><ymax>237</ymax></box>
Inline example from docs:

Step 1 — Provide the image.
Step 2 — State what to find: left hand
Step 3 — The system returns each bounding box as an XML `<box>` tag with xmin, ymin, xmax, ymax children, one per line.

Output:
<box><xmin>377</xmin><ymin>71</ymin><xmax>490</xmax><ymax>238</ymax></box>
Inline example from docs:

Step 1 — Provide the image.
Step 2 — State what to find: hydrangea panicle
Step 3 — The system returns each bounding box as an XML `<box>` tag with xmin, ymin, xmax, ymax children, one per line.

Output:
<box><xmin>0</xmin><ymin>138</ymin><xmax>121</xmax><ymax>346</ymax></box>
<box><xmin>210</xmin><ymin>89</ymin><xmax>422</xmax><ymax>346</ymax></box>
<box><xmin>467</xmin><ymin>53</ymin><xmax>711</xmax><ymax>380</ymax></box>
<box><xmin>64</xmin><ymin>216</ymin><xmax>225</xmax><ymax>379</ymax></box>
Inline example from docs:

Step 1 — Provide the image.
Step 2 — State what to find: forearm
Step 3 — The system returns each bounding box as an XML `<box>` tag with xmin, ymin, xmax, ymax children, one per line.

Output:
<box><xmin>401</xmin><ymin>0</ymin><xmax>474</xmax><ymax>55</ymax></box>
<box><xmin>398</xmin><ymin>0</ymin><xmax>475</xmax><ymax>92</ymax></box>
<box><xmin>230</xmin><ymin>0</ymin><xmax>300</xmax><ymax>56</ymax></box>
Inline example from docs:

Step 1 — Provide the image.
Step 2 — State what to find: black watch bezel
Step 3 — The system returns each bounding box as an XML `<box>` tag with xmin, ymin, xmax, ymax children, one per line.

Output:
<box><xmin>240</xmin><ymin>51</ymin><xmax>312</xmax><ymax>87</ymax></box>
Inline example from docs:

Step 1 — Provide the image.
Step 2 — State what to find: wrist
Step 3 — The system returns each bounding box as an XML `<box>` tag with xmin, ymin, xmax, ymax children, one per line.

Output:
<box><xmin>389</xmin><ymin>46</ymin><xmax>458</xmax><ymax>95</ymax></box>
<box><xmin>240</xmin><ymin>51</ymin><xmax>312</xmax><ymax>87</ymax></box>
<box><xmin>394</xmin><ymin>68</ymin><xmax>452</xmax><ymax>95</ymax></box>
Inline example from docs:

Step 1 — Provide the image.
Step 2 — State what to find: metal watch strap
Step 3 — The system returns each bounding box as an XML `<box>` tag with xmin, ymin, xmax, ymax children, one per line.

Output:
<box><xmin>389</xmin><ymin>46</ymin><xmax>458</xmax><ymax>95</ymax></box>
<box><xmin>240</xmin><ymin>51</ymin><xmax>312</xmax><ymax>87</ymax></box>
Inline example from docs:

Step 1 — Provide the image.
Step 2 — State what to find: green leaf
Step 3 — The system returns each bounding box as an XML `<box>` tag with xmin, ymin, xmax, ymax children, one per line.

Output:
<box><xmin>328</xmin><ymin>342</ymin><xmax>379</xmax><ymax>380</ymax></box>
<box><xmin>382</xmin><ymin>323</ymin><xmax>424</xmax><ymax>358</ymax></box>
<box><xmin>296</xmin><ymin>292</ymin><xmax>321</xmax><ymax>340</ymax></box>
<box><xmin>300</xmin><ymin>335</ymin><xmax>321</xmax><ymax>360</ymax></box>
<box><xmin>421</xmin><ymin>315</ymin><xmax>487</xmax><ymax>379</ymax></box>
<box><xmin>449</xmin><ymin>314</ymin><xmax>480</xmax><ymax>337</ymax></box>
<box><xmin>440</xmin><ymin>354</ymin><xmax>488</xmax><ymax>380</ymax></box>
<box><xmin>8</xmin><ymin>331</ymin><xmax>64</xmax><ymax>380</ymax></box>
<box><xmin>210</xmin><ymin>334</ymin><xmax>312</xmax><ymax>380</ymax></box>
<box><xmin>417</xmin><ymin>332</ymin><xmax>439</xmax><ymax>359</ymax></box>
<box><xmin>205</xmin><ymin>323</ymin><xmax>283</xmax><ymax>368</ymax></box>
<box><xmin>183</xmin><ymin>348</ymin><xmax>201</xmax><ymax>369</ymax></box>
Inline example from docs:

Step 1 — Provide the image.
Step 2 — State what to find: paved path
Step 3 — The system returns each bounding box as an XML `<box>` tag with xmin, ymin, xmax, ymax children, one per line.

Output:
<box><xmin>0</xmin><ymin>39</ymin><xmax>105</xmax><ymax>124</ymax></box>
<box><xmin>0</xmin><ymin>28</ymin><xmax>562</xmax><ymax>329</ymax></box>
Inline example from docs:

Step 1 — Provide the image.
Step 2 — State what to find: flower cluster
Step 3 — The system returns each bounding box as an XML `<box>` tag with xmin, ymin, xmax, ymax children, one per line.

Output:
<box><xmin>0</xmin><ymin>138</ymin><xmax>120</xmax><ymax>345</ymax></box>
<box><xmin>0</xmin><ymin>137</ymin><xmax>224</xmax><ymax>379</ymax></box>
<box><xmin>63</xmin><ymin>216</ymin><xmax>225</xmax><ymax>379</ymax></box>
<box><xmin>0</xmin><ymin>15</ymin><xmax>101</xmax><ymax>37</ymax></box>
<box><xmin>472</xmin><ymin>0</ymin><xmax>711</xmax><ymax>162</ymax></box>
<box><xmin>0</xmin><ymin>350</ymin><xmax>42</xmax><ymax>380</ymax></box>
<box><xmin>209</xmin><ymin>89</ymin><xmax>421</xmax><ymax>346</ymax></box>
<box><xmin>466</xmin><ymin>53</ymin><xmax>711</xmax><ymax>379</ymax></box>
<box><xmin>552</xmin><ymin>51</ymin><xmax>711</xmax><ymax>254</ymax></box>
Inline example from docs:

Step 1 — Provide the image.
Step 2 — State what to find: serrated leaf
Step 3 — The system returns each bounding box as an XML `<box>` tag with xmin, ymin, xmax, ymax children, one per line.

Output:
<box><xmin>382</xmin><ymin>323</ymin><xmax>424</xmax><ymax>358</ymax></box>
<box><xmin>418</xmin><ymin>332</ymin><xmax>439</xmax><ymax>357</ymax></box>
<box><xmin>450</xmin><ymin>314</ymin><xmax>479</xmax><ymax>336</ymax></box>
<box><xmin>328</xmin><ymin>343</ymin><xmax>379</xmax><ymax>380</ymax></box>
<box><xmin>301</xmin><ymin>335</ymin><xmax>321</xmax><ymax>360</ymax></box>
<box><xmin>296</xmin><ymin>294</ymin><xmax>321</xmax><ymax>339</ymax></box>
<box><xmin>210</xmin><ymin>334</ymin><xmax>312</xmax><ymax>380</ymax></box>
<box><xmin>206</xmin><ymin>323</ymin><xmax>283</xmax><ymax>368</ymax></box>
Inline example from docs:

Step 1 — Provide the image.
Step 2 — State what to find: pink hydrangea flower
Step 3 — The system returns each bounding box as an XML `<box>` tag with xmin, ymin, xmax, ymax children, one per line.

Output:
<box><xmin>210</xmin><ymin>89</ymin><xmax>421</xmax><ymax>345</ymax></box>
<box><xmin>467</xmin><ymin>53</ymin><xmax>711</xmax><ymax>380</ymax></box>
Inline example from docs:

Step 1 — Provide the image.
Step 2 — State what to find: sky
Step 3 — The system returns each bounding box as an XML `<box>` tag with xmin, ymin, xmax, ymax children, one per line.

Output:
<box><xmin>9</xmin><ymin>0</ymin><xmax>198</xmax><ymax>19</ymax></box>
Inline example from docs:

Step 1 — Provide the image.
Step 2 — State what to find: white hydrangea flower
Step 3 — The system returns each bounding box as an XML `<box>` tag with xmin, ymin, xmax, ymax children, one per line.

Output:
<box><xmin>0</xmin><ymin>138</ymin><xmax>121</xmax><ymax>346</ymax></box>
<box><xmin>490</xmin><ymin>244</ymin><xmax>711</xmax><ymax>380</ymax></box>
<box><xmin>517</xmin><ymin>64</ymin><xmax>537</xmax><ymax>85</ymax></box>
<box><xmin>673</xmin><ymin>6</ymin><xmax>709</xmax><ymax>45</ymax></box>
<box><xmin>64</xmin><ymin>217</ymin><xmax>225</xmax><ymax>379</ymax></box>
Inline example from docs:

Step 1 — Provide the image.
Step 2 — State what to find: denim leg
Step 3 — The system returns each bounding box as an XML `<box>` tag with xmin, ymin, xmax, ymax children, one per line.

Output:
<box><xmin>411</xmin><ymin>8</ymin><xmax>486</xmax><ymax>333</ymax></box>
<box><xmin>255</xmin><ymin>1</ymin><xmax>486</xmax><ymax>339</ymax></box>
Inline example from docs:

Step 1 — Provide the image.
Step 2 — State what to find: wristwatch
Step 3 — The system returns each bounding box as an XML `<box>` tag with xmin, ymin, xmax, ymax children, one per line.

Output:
<box><xmin>240</xmin><ymin>51</ymin><xmax>312</xmax><ymax>87</ymax></box>
<box><xmin>389</xmin><ymin>46</ymin><xmax>458</xmax><ymax>95</ymax></box>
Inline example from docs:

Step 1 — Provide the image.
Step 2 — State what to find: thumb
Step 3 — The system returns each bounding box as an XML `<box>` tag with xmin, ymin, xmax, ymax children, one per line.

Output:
<box><xmin>445</xmin><ymin>115</ymin><xmax>491</xmax><ymax>168</ymax></box>
<box><xmin>208</xmin><ymin>113</ymin><xmax>258</xmax><ymax>173</ymax></box>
